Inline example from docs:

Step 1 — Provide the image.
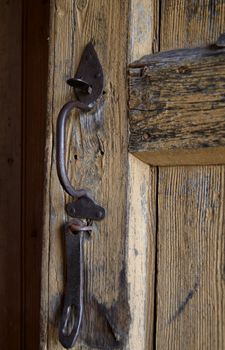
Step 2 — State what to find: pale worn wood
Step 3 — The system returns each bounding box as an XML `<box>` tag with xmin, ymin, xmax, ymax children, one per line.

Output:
<box><xmin>41</xmin><ymin>1</ymin><xmax>130</xmax><ymax>349</ymax></box>
<box><xmin>0</xmin><ymin>1</ymin><xmax>22</xmax><ymax>348</ymax></box>
<box><xmin>157</xmin><ymin>166</ymin><xmax>225</xmax><ymax>349</ymax></box>
<box><xmin>126</xmin><ymin>155</ymin><xmax>156</xmax><ymax>350</ymax></box>
<box><xmin>128</xmin><ymin>0</ymin><xmax>157</xmax><ymax>62</ymax></box>
<box><xmin>156</xmin><ymin>1</ymin><xmax>225</xmax><ymax>349</ymax></box>
<box><xmin>129</xmin><ymin>45</ymin><xmax>225</xmax><ymax>165</ymax></box>
<box><xmin>133</xmin><ymin>147</ymin><xmax>225</xmax><ymax>166</ymax></box>
<box><xmin>127</xmin><ymin>2</ymin><xmax>157</xmax><ymax>349</ymax></box>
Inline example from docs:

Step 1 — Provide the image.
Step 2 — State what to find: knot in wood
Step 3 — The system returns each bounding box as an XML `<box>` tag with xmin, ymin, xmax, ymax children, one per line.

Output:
<box><xmin>76</xmin><ymin>0</ymin><xmax>87</xmax><ymax>11</ymax></box>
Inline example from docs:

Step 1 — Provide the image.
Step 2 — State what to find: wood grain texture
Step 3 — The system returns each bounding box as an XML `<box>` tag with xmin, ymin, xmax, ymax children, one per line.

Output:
<box><xmin>157</xmin><ymin>166</ymin><xmax>225</xmax><ymax>349</ymax></box>
<box><xmin>127</xmin><ymin>3</ymin><xmax>157</xmax><ymax>349</ymax></box>
<box><xmin>160</xmin><ymin>0</ymin><xmax>225</xmax><ymax>51</ymax></box>
<box><xmin>128</xmin><ymin>0</ymin><xmax>158</xmax><ymax>62</ymax></box>
<box><xmin>0</xmin><ymin>1</ymin><xmax>22</xmax><ymax>348</ymax></box>
<box><xmin>127</xmin><ymin>155</ymin><xmax>156</xmax><ymax>350</ymax></box>
<box><xmin>129</xmin><ymin>44</ymin><xmax>225</xmax><ymax>165</ymax></box>
<box><xmin>156</xmin><ymin>1</ymin><xmax>225</xmax><ymax>349</ymax></box>
<box><xmin>132</xmin><ymin>147</ymin><xmax>225</xmax><ymax>166</ymax></box>
<box><xmin>41</xmin><ymin>1</ymin><xmax>129</xmax><ymax>349</ymax></box>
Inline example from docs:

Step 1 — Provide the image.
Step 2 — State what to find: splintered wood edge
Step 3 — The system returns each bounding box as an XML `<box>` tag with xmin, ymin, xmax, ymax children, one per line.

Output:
<box><xmin>128</xmin><ymin>45</ymin><xmax>225</xmax><ymax>166</ymax></box>
<box><xmin>129</xmin><ymin>45</ymin><xmax>225</xmax><ymax>68</ymax></box>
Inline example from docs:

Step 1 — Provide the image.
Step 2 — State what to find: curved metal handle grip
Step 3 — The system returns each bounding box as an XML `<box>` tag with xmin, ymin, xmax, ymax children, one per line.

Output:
<box><xmin>56</xmin><ymin>100</ymin><xmax>91</xmax><ymax>198</ymax></box>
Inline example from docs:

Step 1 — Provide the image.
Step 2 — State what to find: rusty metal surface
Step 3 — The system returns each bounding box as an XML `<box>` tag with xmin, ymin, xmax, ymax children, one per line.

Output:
<box><xmin>67</xmin><ymin>42</ymin><xmax>104</xmax><ymax>109</ymax></box>
<box><xmin>56</xmin><ymin>42</ymin><xmax>105</xmax><ymax>348</ymax></box>
<box><xmin>66</xmin><ymin>196</ymin><xmax>105</xmax><ymax>221</ymax></box>
<box><xmin>56</xmin><ymin>43</ymin><xmax>104</xmax><ymax>199</ymax></box>
<box><xmin>56</xmin><ymin>100</ymin><xmax>91</xmax><ymax>199</ymax></box>
<box><xmin>58</xmin><ymin>221</ymin><xmax>85</xmax><ymax>348</ymax></box>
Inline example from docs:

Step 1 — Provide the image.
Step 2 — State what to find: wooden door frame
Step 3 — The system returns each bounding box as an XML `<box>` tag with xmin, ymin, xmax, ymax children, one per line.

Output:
<box><xmin>40</xmin><ymin>1</ymin><xmax>225</xmax><ymax>349</ymax></box>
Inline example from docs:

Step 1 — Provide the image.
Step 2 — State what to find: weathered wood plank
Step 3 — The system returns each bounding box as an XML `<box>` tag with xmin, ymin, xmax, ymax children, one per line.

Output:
<box><xmin>127</xmin><ymin>2</ymin><xmax>157</xmax><ymax>349</ymax></box>
<box><xmin>127</xmin><ymin>155</ymin><xmax>156</xmax><ymax>350</ymax></box>
<box><xmin>0</xmin><ymin>1</ymin><xmax>22</xmax><ymax>348</ymax></box>
<box><xmin>156</xmin><ymin>1</ymin><xmax>225</xmax><ymax>349</ymax></box>
<box><xmin>129</xmin><ymin>45</ymin><xmax>225</xmax><ymax>165</ymax></box>
<box><xmin>41</xmin><ymin>1</ymin><xmax>130</xmax><ymax>349</ymax></box>
<box><xmin>157</xmin><ymin>166</ymin><xmax>225</xmax><ymax>349</ymax></box>
<box><xmin>160</xmin><ymin>0</ymin><xmax>225</xmax><ymax>51</ymax></box>
<box><xmin>128</xmin><ymin>0</ymin><xmax>158</xmax><ymax>62</ymax></box>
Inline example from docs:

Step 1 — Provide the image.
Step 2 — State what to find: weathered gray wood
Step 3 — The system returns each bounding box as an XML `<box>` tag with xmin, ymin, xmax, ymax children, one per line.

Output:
<box><xmin>156</xmin><ymin>1</ymin><xmax>225</xmax><ymax>349</ymax></box>
<box><xmin>127</xmin><ymin>1</ymin><xmax>157</xmax><ymax>349</ymax></box>
<box><xmin>157</xmin><ymin>166</ymin><xmax>225</xmax><ymax>350</ymax></box>
<box><xmin>41</xmin><ymin>1</ymin><xmax>130</xmax><ymax>349</ymax></box>
<box><xmin>129</xmin><ymin>46</ymin><xmax>225</xmax><ymax>165</ymax></box>
<box><xmin>160</xmin><ymin>0</ymin><xmax>225</xmax><ymax>51</ymax></box>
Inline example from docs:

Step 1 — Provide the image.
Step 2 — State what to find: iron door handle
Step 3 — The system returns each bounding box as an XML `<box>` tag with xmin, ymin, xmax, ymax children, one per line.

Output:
<box><xmin>56</xmin><ymin>100</ymin><xmax>90</xmax><ymax>199</ymax></box>
<box><xmin>55</xmin><ymin>42</ymin><xmax>105</xmax><ymax>349</ymax></box>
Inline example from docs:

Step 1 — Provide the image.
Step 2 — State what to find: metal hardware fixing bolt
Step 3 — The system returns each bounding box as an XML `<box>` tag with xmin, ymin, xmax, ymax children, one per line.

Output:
<box><xmin>56</xmin><ymin>42</ymin><xmax>105</xmax><ymax>348</ymax></box>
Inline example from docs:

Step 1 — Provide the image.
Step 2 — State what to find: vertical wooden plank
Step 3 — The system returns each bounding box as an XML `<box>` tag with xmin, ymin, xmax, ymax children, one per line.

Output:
<box><xmin>156</xmin><ymin>1</ymin><xmax>225</xmax><ymax>348</ymax></box>
<box><xmin>160</xmin><ymin>0</ymin><xmax>225</xmax><ymax>50</ymax></box>
<box><xmin>127</xmin><ymin>155</ymin><xmax>156</xmax><ymax>350</ymax></box>
<box><xmin>0</xmin><ymin>1</ymin><xmax>22</xmax><ymax>348</ymax></box>
<box><xmin>41</xmin><ymin>1</ymin><xmax>130</xmax><ymax>349</ymax></box>
<box><xmin>157</xmin><ymin>167</ymin><xmax>225</xmax><ymax>349</ymax></box>
<box><xmin>22</xmin><ymin>1</ymin><xmax>49</xmax><ymax>349</ymax></box>
<box><xmin>129</xmin><ymin>0</ymin><xmax>158</xmax><ymax>62</ymax></box>
<box><xmin>127</xmin><ymin>1</ymin><xmax>157</xmax><ymax>349</ymax></box>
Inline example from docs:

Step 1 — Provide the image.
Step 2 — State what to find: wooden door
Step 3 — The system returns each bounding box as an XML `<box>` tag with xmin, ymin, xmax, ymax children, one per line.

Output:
<box><xmin>40</xmin><ymin>1</ymin><xmax>225</xmax><ymax>349</ymax></box>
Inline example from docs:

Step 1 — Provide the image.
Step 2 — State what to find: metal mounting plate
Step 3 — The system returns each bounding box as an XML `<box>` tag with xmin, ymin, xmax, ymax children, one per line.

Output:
<box><xmin>67</xmin><ymin>42</ymin><xmax>104</xmax><ymax>109</ymax></box>
<box><xmin>66</xmin><ymin>196</ymin><xmax>105</xmax><ymax>221</ymax></box>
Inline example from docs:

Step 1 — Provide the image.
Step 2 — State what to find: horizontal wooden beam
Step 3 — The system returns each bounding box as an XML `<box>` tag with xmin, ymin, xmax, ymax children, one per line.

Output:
<box><xmin>128</xmin><ymin>46</ymin><xmax>225</xmax><ymax>165</ymax></box>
